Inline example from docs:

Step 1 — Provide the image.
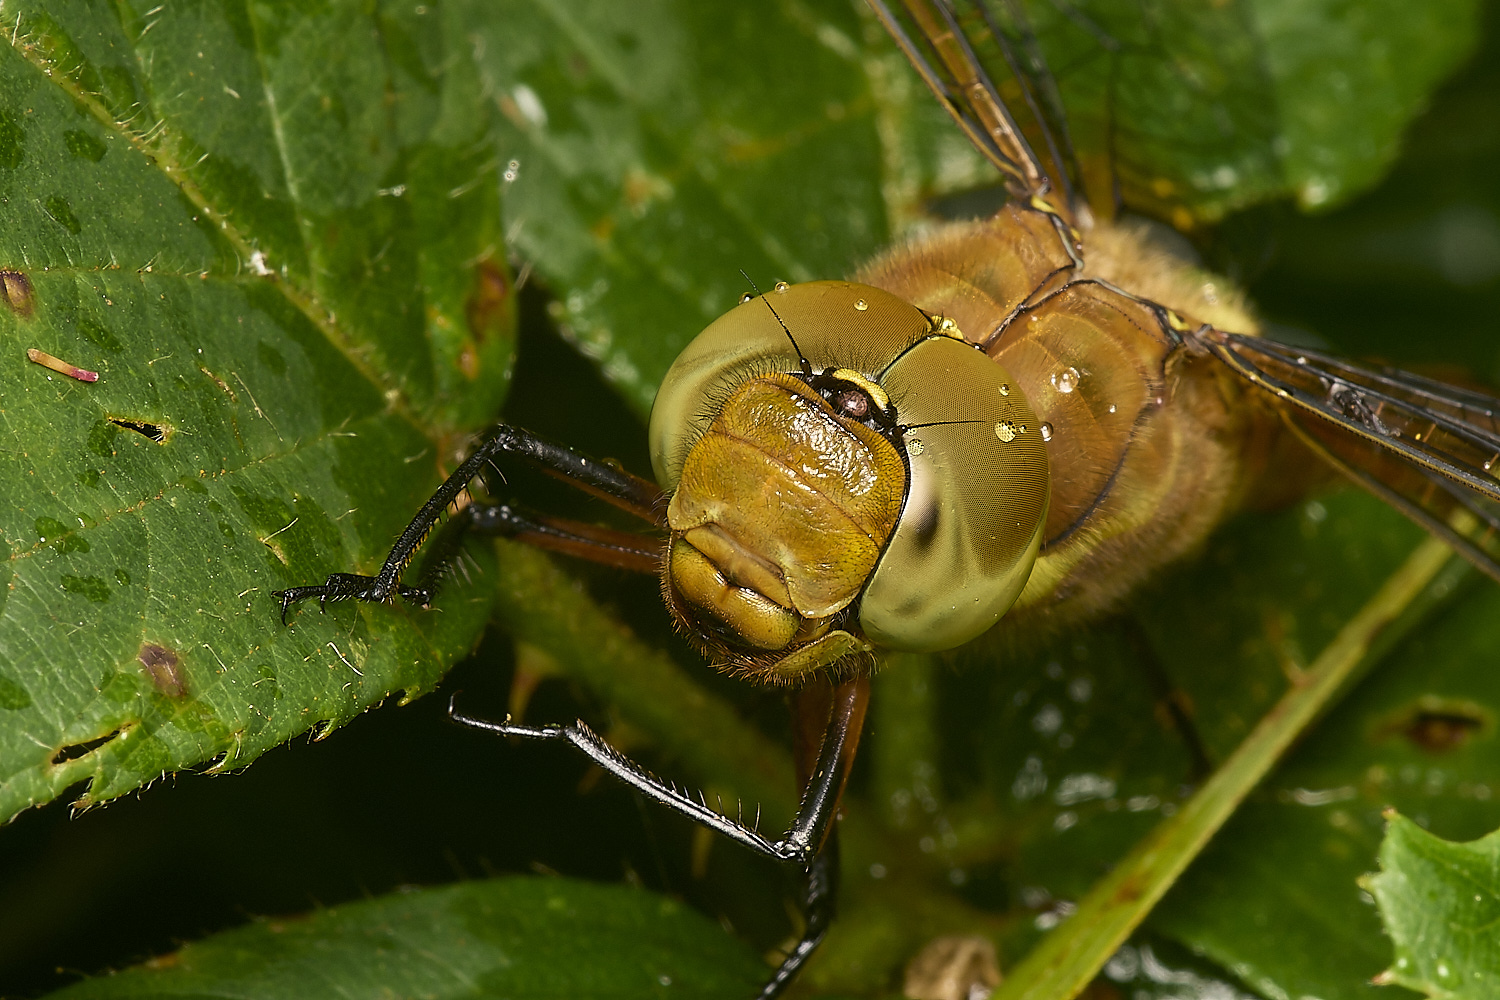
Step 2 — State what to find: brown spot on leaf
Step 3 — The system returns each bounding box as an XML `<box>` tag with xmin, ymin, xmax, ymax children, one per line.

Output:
<box><xmin>465</xmin><ymin>259</ymin><xmax>512</xmax><ymax>346</ymax></box>
<box><xmin>199</xmin><ymin>366</ymin><xmax>237</xmax><ymax>402</ymax></box>
<box><xmin>139</xmin><ymin>643</ymin><xmax>187</xmax><ymax>698</ymax></box>
<box><xmin>1</xmin><ymin>270</ymin><xmax>35</xmax><ymax>316</ymax></box>
<box><xmin>1377</xmin><ymin>696</ymin><xmax>1491</xmax><ymax>754</ymax></box>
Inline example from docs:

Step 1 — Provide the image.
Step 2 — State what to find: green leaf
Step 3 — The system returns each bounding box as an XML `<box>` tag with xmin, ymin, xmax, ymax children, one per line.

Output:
<box><xmin>38</xmin><ymin>877</ymin><xmax>769</xmax><ymax>999</ymax></box>
<box><xmin>0</xmin><ymin>0</ymin><xmax>514</xmax><ymax>819</ymax></box>
<box><xmin>1019</xmin><ymin>0</ymin><xmax>1481</xmax><ymax>222</ymax></box>
<box><xmin>1366</xmin><ymin>812</ymin><xmax>1500</xmax><ymax>999</ymax></box>
<box><xmin>475</xmin><ymin>0</ymin><xmax>905</xmax><ymax>415</ymax></box>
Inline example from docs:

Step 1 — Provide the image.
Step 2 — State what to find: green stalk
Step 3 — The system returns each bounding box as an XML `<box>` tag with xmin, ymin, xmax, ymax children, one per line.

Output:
<box><xmin>993</xmin><ymin>534</ymin><xmax>1460</xmax><ymax>1000</ymax></box>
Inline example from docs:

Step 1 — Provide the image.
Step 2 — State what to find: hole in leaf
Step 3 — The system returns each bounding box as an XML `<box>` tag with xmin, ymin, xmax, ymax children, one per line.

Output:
<box><xmin>108</xmin><ymin>417</ymin><xmax>166</xmax><ymax>443</ymax></box>
<box><xmin>50</xmin><ymin>725</ymin><xmax>127</xmax><ymax>766</ymax></box>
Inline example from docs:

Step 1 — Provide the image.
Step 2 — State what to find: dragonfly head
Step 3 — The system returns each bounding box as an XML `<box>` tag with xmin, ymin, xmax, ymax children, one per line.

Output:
<box><xmin>649</xmin><ymin>281</ymin><xmax>1049</xmax><ymax>683</ymax></box>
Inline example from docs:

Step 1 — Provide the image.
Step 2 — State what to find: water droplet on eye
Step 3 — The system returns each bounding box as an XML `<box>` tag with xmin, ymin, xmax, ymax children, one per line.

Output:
<box><xmin>739</xmin><ymin>292</ymin><xmax>754</xmax><ymax>304</ymax></box>
<box><xmin>999</xmin><ymin>383</ymin><xmax>1010</xmax><ymax>396</ymax></box>
<box><xmin>995</xmin><ymin>420</ymin><xmax>1018</xmax><ymax>442</ymax></box>
<box><xmin>1040</xmin><ymin>422</ymin><xmax>1054</xmax><ymax>442</ymax></box>
<box><xmin>906</xmin><ymin>438</ymin><xmax>924</xmax><ymax>456</ymax></box>
<box><xmin>853</xmin><ymin>298</ymin><xmax>868</xmax><ymax>311</ymax></box>
<box><xmin>774</xmin><ymin>281</ymin><xmax>789</xmax><ymax>292</ymax></box>
<box><xmin>1054</xmin><ymin>366</ymin><xmax>1080</xmax><ymax>393</ymax></box>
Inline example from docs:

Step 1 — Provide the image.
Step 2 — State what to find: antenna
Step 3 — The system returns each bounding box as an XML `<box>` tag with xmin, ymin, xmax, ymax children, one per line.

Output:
<box><xmin>900</xmin><ymin>419</ymin><xmax>986</xmax><ymax>432</ymax></box>
<box><xmin>740</xmin><ymin>269</ymin><xmax>813</xmax><ymax>378</ymax></box>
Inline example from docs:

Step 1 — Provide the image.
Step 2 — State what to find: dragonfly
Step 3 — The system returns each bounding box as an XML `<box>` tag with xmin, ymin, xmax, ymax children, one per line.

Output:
<box><xmin>276</xmin><ymin>1</ymin><xmax>1500</xmax><ymax>996</ymax></box>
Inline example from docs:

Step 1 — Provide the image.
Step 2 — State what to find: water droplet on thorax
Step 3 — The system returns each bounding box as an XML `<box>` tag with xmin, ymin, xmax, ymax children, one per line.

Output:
<box><xmin>1040</xmin><ymin>422</ymin><xmax>1054</xmax><ymax>442</ymax></box>
<box><xmin>1054</xmin><ymin>367</ymin><xmax>1080</xmax><ymax>393</ymax></box>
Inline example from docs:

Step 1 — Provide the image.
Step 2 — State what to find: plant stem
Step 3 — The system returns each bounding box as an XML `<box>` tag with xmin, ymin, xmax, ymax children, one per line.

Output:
<box><xmin>992</xmin><ymin>534</ymin><xmax>1459</xmax><ymax>1000</ymax></box>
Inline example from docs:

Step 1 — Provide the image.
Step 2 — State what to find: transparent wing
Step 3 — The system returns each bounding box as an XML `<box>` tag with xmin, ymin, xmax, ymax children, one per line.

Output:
<box><xmin>867</xmin><ymin>0</ymin><xmax>1077</xmax><ymax>207</ymax></box>
<box><xmin>1199</xmin><ymin>329</ymin><xmax>1500</xmax><ymax>583</ymax></box>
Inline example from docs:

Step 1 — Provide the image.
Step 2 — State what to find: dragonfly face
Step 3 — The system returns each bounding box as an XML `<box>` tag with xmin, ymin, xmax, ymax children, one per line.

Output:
<box><xmin>650</xmin><ymin>280</ymin><xmax>1048</xmax><ymax>680</ymax></box>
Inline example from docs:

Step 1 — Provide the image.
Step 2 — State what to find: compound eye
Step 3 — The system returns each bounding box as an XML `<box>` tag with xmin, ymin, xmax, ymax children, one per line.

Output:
<box><xmin>859</xmin><ymin>336</ymin><xmax>1049</xmax><ymax>651</ymax></box>
<box><xmin>831</xmin><ymin>386</ymin><xmax>871</xmax><ymax>420</ymax></box>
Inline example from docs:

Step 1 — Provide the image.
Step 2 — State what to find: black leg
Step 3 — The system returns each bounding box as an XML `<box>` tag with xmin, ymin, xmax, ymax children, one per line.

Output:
<box><xmin>757</xmin><ymin>832</ymin><xmax>840</xmax><ymax>999</ymax></box>
<box><xmin>450</xmin><ymin>675</ymin><xmax>870</xmax><ymax>996</ymax></box>
<box><xmin>466</xmin><ymin>502</ymin><xmax>663</xmax><ymax>573</ymax></box>
<box><xmin>274</xmin><ymin>423</ymin><xmax>666</xmax><ymax>622</ymax></box>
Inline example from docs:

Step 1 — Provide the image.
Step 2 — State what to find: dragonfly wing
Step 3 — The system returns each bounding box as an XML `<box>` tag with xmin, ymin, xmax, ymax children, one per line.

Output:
<box><xmin>1201</xmin><ymin>328</ymin><xmax>1500</xmax><ymax>582</ymax></box>
<box><xmin>867</xmin><ymin>0</ymin><xmax>1074</xmax><ymax>205</ymax></box>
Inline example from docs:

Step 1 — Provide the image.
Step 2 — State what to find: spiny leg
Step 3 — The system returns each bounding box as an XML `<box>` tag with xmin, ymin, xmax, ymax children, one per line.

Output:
<box><xmin>467</xmin><ymin>502</ymin><xmax>663</xmax><ymax>574</ymax></box>
<box><xmin>274</xmin><ymin>423</ymin><xmax>666</xmax><ymax>622</ymax></box>
<box><xmin>450</xmin><ymin>674</ymin><xmax>871</xmax><ymax>998</ymax></box>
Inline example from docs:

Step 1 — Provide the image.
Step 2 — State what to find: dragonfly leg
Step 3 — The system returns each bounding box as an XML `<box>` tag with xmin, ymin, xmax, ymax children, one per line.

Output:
<box><xmin>273</xmin><ymin>423</ymin><xmax>666</xmax><ymax>623</ymax></box>
<box><xmin>450</xmin><ymin>674</ymin><xmax>870</xmax><ymax>997</ymax></box>
<box><xmin>465</xmin><ymin>502</ymin><xmax>663</xmax><ymax>573</ymax></box>
<box><xmin>757</xmin><ymin>831</ymin><xmax>840</xmax><ymax>999</ymax></box>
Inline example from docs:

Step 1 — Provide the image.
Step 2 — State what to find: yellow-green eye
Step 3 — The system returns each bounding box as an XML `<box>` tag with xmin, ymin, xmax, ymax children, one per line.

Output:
<box><xmin>649</xmin><ymin>281</ymin><xmax>935</xmax><ymax>490</ymax></box>
<box><xmin>859</xmin><ymin>335</ymin><xmax>1048</xmax><ymax>650</ymax></box>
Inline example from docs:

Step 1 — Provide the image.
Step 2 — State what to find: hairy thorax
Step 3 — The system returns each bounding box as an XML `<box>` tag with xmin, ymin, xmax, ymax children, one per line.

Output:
<box><xmin>855</xmin><ymin>204</ymin><xmax>1291</xmax><ymax>630</ymax></box>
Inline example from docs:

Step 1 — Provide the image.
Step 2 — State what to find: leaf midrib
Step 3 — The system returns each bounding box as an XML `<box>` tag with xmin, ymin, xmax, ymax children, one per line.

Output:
<box><xmin>5</xmin><ymin>6</ymin><xmax>431</xmax><ymax>440</ymax></box>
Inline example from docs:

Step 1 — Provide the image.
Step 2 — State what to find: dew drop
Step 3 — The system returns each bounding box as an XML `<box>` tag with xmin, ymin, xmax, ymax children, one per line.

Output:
<box><xmin>1040</xmin><ymin>422</ymin><xmax>1054</xmax><ymax>442</ymax></box>
<box><xmin>906</xmin><ymin>438</ymin><xmax>924</xmax><ymax>456</ymax></box>
<box><xmin>1107</xmin><ymin>404</ymin><xmax>1116</xmax><ymax>414</ymax></box>
<box><xmin>739</xmin><ymin>292</ymin><xmax>754</xmax><ymax>304</ymax></box>
<box><xmin>999</xmin><ymin>383</ymin><xmax>1010</xmax><ymax>396</ymax></box>
<box><xmin>853</xmin><ymin>298</ymin><xmax>868</xmax><ymax>311</ymax></box>
<box><xmin>1055</xmin><ymin>366</ymin><xmax>1080</xmax><ymax>393</ymax></box>
<box><xmin>995</xmin><ymin>420</ymin><xmax>1018</xmax><ymax>443</ymax></box>
<box><xmin>774</xmin><ymin>281</ymin><xmax>789</xmax><ymax>292</ymax></box>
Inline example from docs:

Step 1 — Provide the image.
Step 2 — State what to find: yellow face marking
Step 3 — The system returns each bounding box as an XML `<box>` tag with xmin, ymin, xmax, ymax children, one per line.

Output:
<box><xmin>933</xmin><ymin>315</ymin><xmax>964</xmax><ymax>340</ymax></box>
